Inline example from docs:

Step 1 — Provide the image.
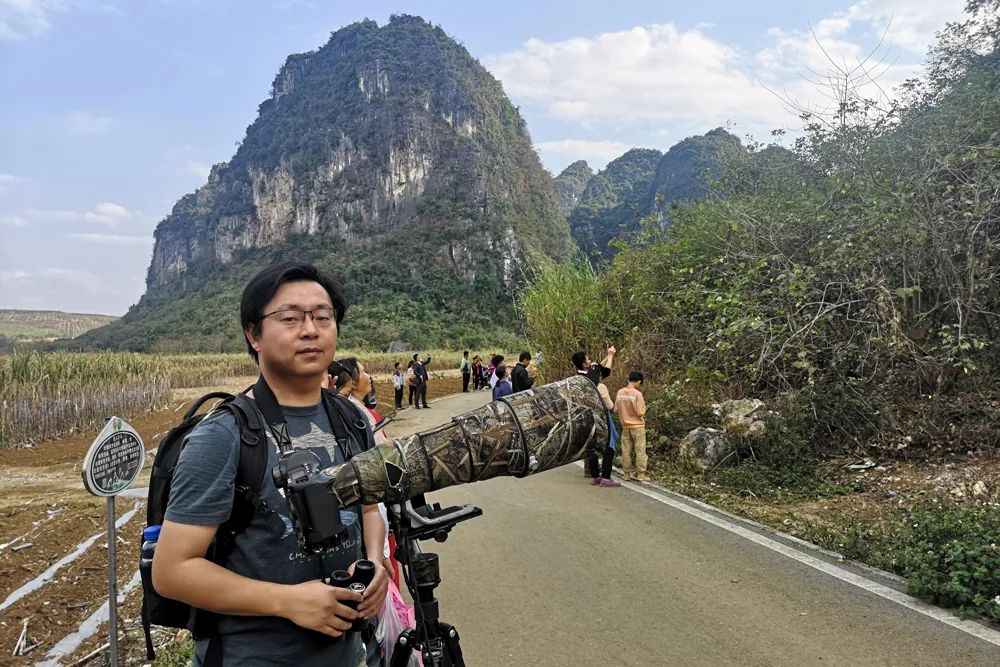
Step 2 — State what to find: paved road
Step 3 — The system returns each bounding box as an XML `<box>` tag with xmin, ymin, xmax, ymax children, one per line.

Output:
<box><xmin>389</xmin><ymin>391</ymin><xmax>1000</xmax><ymax>667</ymax></box>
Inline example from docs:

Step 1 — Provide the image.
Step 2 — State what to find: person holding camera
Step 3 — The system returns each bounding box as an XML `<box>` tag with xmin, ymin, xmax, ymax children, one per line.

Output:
<box><xmin>152</xmin><ymin>263</ymin><xmax>389</xmax><ymax>666</ymax></box>
<box><xmin>572</xmin><ymin>345</ymin><xmax>618</xmax><ymax>485</ymax></box>
<box><xmin>511</xmin><ymin>351</ymin><xmax>534</xmax><ymax>393</ymax></box>
<box><xmin>411</xmin><ymin>353</ymin><xmax>431</xmax><ymax>409</ymax></box>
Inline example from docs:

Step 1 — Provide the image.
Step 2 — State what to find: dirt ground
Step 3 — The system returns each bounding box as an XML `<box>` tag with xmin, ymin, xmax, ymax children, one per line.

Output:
<box><xmin>0</xmin><ymin>375</ymin><xmax>463</xmax><ymax>666</ymax></box>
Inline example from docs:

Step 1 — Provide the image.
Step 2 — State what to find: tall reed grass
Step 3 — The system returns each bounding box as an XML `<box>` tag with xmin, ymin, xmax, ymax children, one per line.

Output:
<box><xmin>0</xmin><ymin>348</ymin><xmax>503</xmax><ymax>448</ymax></box>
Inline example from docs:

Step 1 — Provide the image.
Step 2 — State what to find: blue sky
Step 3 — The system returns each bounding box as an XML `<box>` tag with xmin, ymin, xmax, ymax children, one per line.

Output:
<box><xmin>0</xmin><ymin>0</ymin><xmax>967</xmax><ymax>315</ymax></box>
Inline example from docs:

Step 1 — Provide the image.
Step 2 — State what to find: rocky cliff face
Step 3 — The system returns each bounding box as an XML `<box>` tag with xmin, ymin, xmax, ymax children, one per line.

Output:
<box><xmin>554</xmin><ymin>160</ymin><xmax>593</xmax><ymax>216</ymax></box>
<box><xmin>87</xmin><ymin>16</ymin><xmax>571</xmax><ymax>351</ymax></box>
<box><xmin>569</xmin><ymin>148</ymin><xmax>662</xmax><ymax>257</ymax></box>
<box><xmin>147</xmin><ymin>15</ymin><xmax>570</xmax><ymax>295</ymax></box>
<box><xmin>567</xmin><ymin>129</ymin><xmax>743</xmax><ymax>258</ymax></box>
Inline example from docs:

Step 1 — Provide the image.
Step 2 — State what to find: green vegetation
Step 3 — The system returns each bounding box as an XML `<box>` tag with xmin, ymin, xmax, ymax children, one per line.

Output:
<box><xmin>0</xmin><ymin>348</ymin><xmax>494</xmax><ymax>448</ymax></box>
<box><xmin>76</xmin><ymin>233</ymin><xmax>528</xmax><ymax>353</ymax></box>
<box><xmin>522</xmin><ymin>0</ymin><xmax>1000</xmax><ymax>620</ymax></box>
<box><xmin>526</xmin><ymin>2</ymin><xmax>1000</xmax><ymax>458</ymax></box>
<box><xmin>553</xmin><ymin>160</ymin><xmax>594</xmax><ymax>216</ymax></box>
<box><xmin>569</xmin><ymin>148</ymin><xmax>662</xmax><ymax>257</ymax></box>
<box><xmin>565</xmin><ymin>129</ymin><xmax>743</xmax><ymax>260</ymax></box>
<box><xmin>805</xmin><ymin>505</ymin><xmax>1000</xmax><ymax>621</ymax></box>
<box><xmin>0</xmin><ymin>309</ymin><xmax>118</xmax><ymax>347</ymax></box>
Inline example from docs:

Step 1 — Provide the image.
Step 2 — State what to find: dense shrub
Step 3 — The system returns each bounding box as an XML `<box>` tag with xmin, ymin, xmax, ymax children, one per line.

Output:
<box><xmin>810</xmin><ymin>505</ymin><xmax>1000</xmax><ymax>621</ymax></box>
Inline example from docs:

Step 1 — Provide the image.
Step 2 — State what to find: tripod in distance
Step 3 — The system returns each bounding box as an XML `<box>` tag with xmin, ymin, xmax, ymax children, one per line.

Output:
<box><xmin>388</xmin><ymin>499</ymin><xmax>482</xmax><ymax>667</ymax></box>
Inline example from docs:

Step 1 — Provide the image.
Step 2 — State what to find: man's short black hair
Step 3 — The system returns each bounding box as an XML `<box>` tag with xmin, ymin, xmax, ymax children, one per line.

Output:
<box><xmin>394</xmin><ymin>361</ymin><xmax>401</xmax><ymax>368</ymax></box>
<box><xmin>464</xmin><ymin>350</ymin><xmax>469</xmax><ymax>356</ymax></box>
<box><xmin>519</xmin><ymin>351</ymin><xmax>531</xmax><ymax>362</ymax></box>
<box><xmin>628</xmin><ymin>371</ymin><xmax>644</xmax><ymax>383</ymax></box>
<box><xmin>412</xmin><ymin>353</ymin><xmax>419</xmax><ymax>361</ymax></box>
<box><xmin>571</xmin><ymin>351</ymin><xmax>587</xmax><ymax>370</ymax></box>
<box><xmin>496</xmin><ymin>365</ymin><xmax>508</xmax><ymax>380</ymax></box>
<box><xmin>240</xmin><ymin>262</ymin><xmax>347</xmax><ymax>363</ymax></box>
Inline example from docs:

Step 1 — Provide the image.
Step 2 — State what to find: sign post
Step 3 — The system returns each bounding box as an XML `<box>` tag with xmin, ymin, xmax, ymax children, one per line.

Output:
<box><xmin>82</xmin><ymin>417</ymin><xmax>145</xmax><ymax>667</ymax></box>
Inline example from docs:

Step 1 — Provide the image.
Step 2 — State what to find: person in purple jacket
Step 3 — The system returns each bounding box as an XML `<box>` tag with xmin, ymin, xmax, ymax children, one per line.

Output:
<box><xmin>492</xmin><ymin>365</ymin><xmax>513</xmax><ymax>400</ymax></box>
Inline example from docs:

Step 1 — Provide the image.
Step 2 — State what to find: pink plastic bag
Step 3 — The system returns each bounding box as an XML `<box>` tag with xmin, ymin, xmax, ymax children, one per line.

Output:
<box><xmin>379</xmin><ymin>579</ymin><xmax>421</xmax><ymax>666</ymax></box>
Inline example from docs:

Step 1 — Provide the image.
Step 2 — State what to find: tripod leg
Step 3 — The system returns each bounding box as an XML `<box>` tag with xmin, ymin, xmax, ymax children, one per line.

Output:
<box><xmin>439</xmin><ymin>622</ymin><xmax>465</xmax><ymax>667</ymax></box>
<box><xmin>390</xmin><ymin>628</ymin><xmax>418</xmax><ymax>667</ymax></box>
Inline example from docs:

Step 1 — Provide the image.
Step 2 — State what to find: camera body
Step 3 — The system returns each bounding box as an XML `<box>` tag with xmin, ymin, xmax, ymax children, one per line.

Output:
<box><xmin>271</xmin><ymin>447</ymin><xmax>346</xmax><ymax>552</ymax></box>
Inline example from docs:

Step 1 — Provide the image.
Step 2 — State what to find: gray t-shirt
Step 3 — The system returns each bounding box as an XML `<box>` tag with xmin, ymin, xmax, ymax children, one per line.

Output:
<box><xmin>165</xmin><ymin>401</ymin><xmax>365</xmax><ymax>667</ymax></box>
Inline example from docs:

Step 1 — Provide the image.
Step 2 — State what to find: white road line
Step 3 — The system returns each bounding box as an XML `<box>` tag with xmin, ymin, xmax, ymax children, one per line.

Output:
<box><xmin>614</xmin><ymin>473</ymin><xmax>1000</xmax><ymax>647</ymax></box>
<box><xmin>0</xmin><ymin>503</ymin><xmax>141</xmax><ymax>614</ymax></box>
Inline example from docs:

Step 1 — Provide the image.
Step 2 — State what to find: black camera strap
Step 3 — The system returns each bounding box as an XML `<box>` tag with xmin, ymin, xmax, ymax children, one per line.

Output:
<box><xmin>250</xmin><ymin>376</ymin><xmax>293</xmax><ymax>454</ymax></box>
<box><xmin>251</xmin><ymin>375</ymin><xmax>370</xmax><ymax>462</ymax></box>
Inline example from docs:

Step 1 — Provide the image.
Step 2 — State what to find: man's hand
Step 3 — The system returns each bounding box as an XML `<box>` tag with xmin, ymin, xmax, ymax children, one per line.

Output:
<box><xmin>607</xmin><ymin>345</ymin><xmax>617</xmax><ymax>356</ymax></box>
<box><xmin>356</xmin><ymin>560</ymin><xmax>389</xmax><ymax>619</ymax></box>
<box><xmin>279</xmin><ymin>580</ymin><xmax>361</xmax><ymax>638</ymax></box>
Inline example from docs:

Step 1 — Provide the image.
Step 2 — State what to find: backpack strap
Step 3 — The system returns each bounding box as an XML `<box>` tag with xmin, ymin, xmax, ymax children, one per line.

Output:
<box><xmin>323</xmin><ymin>390</ymin><xmax>376</xmax><ymax>454</ymax></box>
<box><xmin>214</xmin><ymin>394</ymin><xmax>269</xmax><ymax>553</ymax></box>
<box><xmin>188</xmin><ymin>393</ymin><xmax>270</xmax><ymax>645</ymax></box>
<box><xmin>182</xmin><ymin>391</ymin><xmax>236</xmax><ymax>421</ymax></box>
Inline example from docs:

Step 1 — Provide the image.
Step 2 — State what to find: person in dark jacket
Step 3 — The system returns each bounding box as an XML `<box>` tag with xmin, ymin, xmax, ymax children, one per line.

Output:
<box><xmin>471</xmin><ymin>355</ymin><xmax>485</xmax><ymax>390</ymax></box>
<box><xmin>511</xmin><ymin>351</ymin><xmax>534</xmax><ymax>393</ymax></box>
<box><xmin>412</xmin><ymin>353</ymin><xmax>431</xmax><ymax>409</ymax></box>
<box><xmin>572</xmin><ymin>345</ymin><xmax>618</xmax><ymax>483</ymax></box>
<box><xmin>460</xmin><ymin>350</ymin><xmax>471</xmax><ymax>393</ymax></box>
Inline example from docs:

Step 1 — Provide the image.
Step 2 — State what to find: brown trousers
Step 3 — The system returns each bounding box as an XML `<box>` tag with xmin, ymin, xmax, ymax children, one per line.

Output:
<box><xmin>620</xmin><ymin>427</ymin><xmax>647</xmax><ymax>475</ymax></box>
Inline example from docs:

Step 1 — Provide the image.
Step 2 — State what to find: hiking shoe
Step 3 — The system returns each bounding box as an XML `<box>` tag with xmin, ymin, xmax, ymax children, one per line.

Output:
<box><xmin>622</xmin><ymin>473</ymin><xmax>633</xmax><ymax>482</ymax></box>
<box><xmin>590</xmin><ymin>477</ymin><xmax>602</xmax><ymax>485</ymax></box>
<box><xmin>600</xmin><ymin>478</ymin><xmax>621</xmax><ymax>488</ymax></box>
<box><xmin>636</xmin><ymin>473</ymin><xmax>650</xmax><ymax>482</ymax></box>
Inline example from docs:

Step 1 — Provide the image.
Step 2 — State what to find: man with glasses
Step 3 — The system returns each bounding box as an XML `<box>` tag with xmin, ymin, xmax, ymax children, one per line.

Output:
<box><xmin>153</xmin><ymin>262</ymin><xmax>389</xmax><ymax>666</ymax></box>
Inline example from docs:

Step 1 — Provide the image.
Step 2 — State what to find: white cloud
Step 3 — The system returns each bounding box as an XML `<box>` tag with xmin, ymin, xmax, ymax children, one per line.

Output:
<box><xmin>0</xmin><ymin>270</ymin><xmax>29</xmax><ymax>285</ymax></box>
<box><xmin>843</xmin><ymin>0</ymin><xmax>966</xmax><ymax>52</ymax></box>
<box><xmin>535</xmin><ymin>139</ymin><xmax>638</xmax><ymax>171</ymax></box>
<box><xmin>21</xmin><ymin>201</ymin><xmax>136</xmax><ymax>226</ymax></box>
<box><xmin>0</xmin><ymin>213</ymin><xmax>27</xmax><ymax>226</ymax></box>
<box><xmin>487</xmin><ymin>0</ymin><xmax>967</xmax><ymax>148</ymax></box>
<box><xmin>0</xmin><ymin>173</ymin><xmax>25</xmax><ymax>193</ymax></box>
<box><xmin>489</xmin><ymin>25</ymin><xmax>782</xmax><ymax>127</ymax></box>
<box><xmin>66</xmin><ymin>232</ymin><xmax>153</xmax><ymax>246</ymax></box>
<box><xmin>0</xmin><ymin>0</ymin><xmax>65</xmax><ymax>41</ymax></box>
<box><xmin>84</xmin><ymin>201</ymin><xmax>132</xmax><ymax>225</ymax></box>
<box><xmin>63</xmin><ymin>110</ymin><xmax>115</xmax><ymax>134</ymax></box>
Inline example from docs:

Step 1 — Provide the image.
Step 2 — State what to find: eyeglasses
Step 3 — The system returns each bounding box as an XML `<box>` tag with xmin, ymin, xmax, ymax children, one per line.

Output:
<box><xmin>261</xmin><ymin>307</ymin><xmax>337</xmax><ymax>327</ymax></box>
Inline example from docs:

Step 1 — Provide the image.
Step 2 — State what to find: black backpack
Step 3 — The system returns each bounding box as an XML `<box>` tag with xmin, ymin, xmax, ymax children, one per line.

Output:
<box><xmin>139</xmin><ymin>385</ymin><xmax>377</xmax><ymax>661</ymax></box>
<box><xmin>139</xmin><ymin>391</ymin><xmax>269</xmax><ymax>660</ymax></box>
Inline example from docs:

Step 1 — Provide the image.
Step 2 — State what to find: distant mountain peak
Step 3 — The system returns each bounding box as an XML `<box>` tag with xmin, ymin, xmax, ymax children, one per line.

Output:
<box><xmin>568</xmin><ymin>130</ymin><xmax>743</xmax><ymax>258</ymax></box>
<box><xmin>83</xmin><ymin>16</ymin><xmax>571</xmax><ymax>352</ymax></box>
